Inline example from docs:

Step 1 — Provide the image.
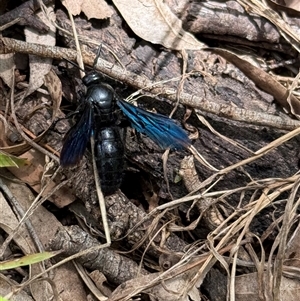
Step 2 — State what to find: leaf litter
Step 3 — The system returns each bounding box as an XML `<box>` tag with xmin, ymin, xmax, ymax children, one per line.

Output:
<box><xmin>1</xmin><ymin>0</ymin><xmax>300</xmax><ymax>301</ymax></box>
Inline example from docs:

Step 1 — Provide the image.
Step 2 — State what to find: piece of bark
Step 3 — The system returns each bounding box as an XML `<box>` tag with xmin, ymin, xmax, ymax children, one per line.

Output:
<box><xmin>101</xmin><ymin>192</ymin><xmax>189</xmax><ymax>255</ymax></box>
<box><xmin>0</xmin><ymin>0</ymin><xmax>53</xmax><ymax>32</ymax></box>
<box><xmin>50</xmin><ymin>225</ymin><xmax>148</xmax><ymax>285</ymax></box>
<box><xmin>167</xmin><ymin>0</ymin><xmax>298</xmax><ymax>53</ymax></box>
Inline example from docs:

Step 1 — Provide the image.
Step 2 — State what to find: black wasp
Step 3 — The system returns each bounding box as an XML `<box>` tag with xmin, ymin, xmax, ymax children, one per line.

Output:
<box><xmin>60</xmin><ymin>71</ymin><xmax>191</xmax><ymax>195</ymax></box>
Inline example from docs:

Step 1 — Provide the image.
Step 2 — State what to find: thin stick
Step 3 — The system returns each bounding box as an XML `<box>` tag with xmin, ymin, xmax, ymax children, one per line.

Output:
<box><xmin>66</xmin><ymin>11</ymin><xmax>111</xmax><ymax>246</ymax></box>
<box><xmin>2</xmin><ymin>37</ymin><xmax>300</xmax><ymax>131</ymax></box>
<box><xmin>90</xmin><ymin>134</ymin><xmax>111</xmax><ymax>246</ymax></box>
<box><xmin>67</xmin><ymin>10</ymin><xmax>85</xmax><ymax>78</ymax></box>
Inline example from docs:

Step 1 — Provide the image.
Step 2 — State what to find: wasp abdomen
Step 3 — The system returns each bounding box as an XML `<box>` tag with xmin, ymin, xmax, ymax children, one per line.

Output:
<box><xmin>95</xmin><ymin>127</ymin><xmax>124</xmax><ymax>195</ymax></box>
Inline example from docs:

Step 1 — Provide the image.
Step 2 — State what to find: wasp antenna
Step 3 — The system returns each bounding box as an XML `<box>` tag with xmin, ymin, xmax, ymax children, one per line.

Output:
<box><xmin>93</xmin><ymin>44</ymin><xmax>103</xmax><ymax>69</ymax></box>
<box><xmin>63</xmin><ymin>57</ymin><xmax>86</xmax><ymax>74</ymax></box>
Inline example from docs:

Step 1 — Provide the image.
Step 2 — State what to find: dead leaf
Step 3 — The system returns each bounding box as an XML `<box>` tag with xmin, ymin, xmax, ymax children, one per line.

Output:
<box><xmin>61</xmin><ymin>0</ymin><xmax>113</xmax><ymax>19</ymax></box>
<box><xmin>235</xmin><ymin>272</ymin><xmax>300</xmax><ymax>301</ymax></box>
<box><xmin>8</xmin><ymin>150</ymin><xmax>76</xmax><ymax>208</ymax></box>
<box><xmin>82</xmin><ymin>0</ymin><xmax>113</xmax><ymax>19</ymax></box>
<box><xmin>0</xmin><ymin>174</ymin><xmax>86</xmax><ymax>301</ymax></box>
<box><xmin>112</xmin><ymin>0</ymin><xmax>206</xmax><ymax>50</ymax></box>
<box><xmin>0</xmin><ymin>69</ymin><xmax>62</xmax><ymax>157</ymax></box>
<box><xmin>284</xmin><ymin>0</ymin><xmax>300</xmax><ymax>10</ymax></box>
<box><xmin>110</xmin><ymin>269</ymin><xmax>201</xmax><ymax>301</ymax></box>
<box><xmin>24</xmin><ymin>5</ymin><xmax>56</xmax><ymax>97</ymax></box>
<box><xmin>61</xmin><ymin>0</ymin><xmax>82</xmax><ymax>15</ymax></box>
<box><xmin>210</xmin><ymin>48</ymin><xmax>300</xmax><ymax>116</ymax></box>
<box><xmin>89</xmin><ymin>270</ymin><xmax>112</xmax><ymax>297</ymax></box>
<box><xmin>0</xmin><ymin>275</ymin><xmax>34</xmax><ymax>301</ymax></box>
<box><xmin>0</xmin><ymin>53</ymin><xmax>14</xmax><ymax>88</ymax></box>
<box><xmin>44</xmin><ymin>69</ymin><xmax>62</xmax><ymax>112</ymax></box>
<box><xmin>266</xmin><ymin>0</ymin><xmax>300</xmax><ymax>15</ymax></box>
<box><xmin>0</xmin><ymin>191</ymin><xmax>33</xmax><ymax>255</ymax></box>
<box><xmin>285</xmin><ymin>222</ymin><xmax>300</xmax><ymax>268</ymax></box>
<box><xmin>148</xmin><ymin>271</ymin><xmax>201</xmax><ymax>301</ymax></box>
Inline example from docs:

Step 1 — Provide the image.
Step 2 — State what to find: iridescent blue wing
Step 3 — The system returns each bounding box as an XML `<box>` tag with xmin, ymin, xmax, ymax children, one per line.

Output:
<box><xmin>117</xmin><ymin>99</ymin><xmax>190</xmax><ymax>149</ymax></box>
<box><xmin>60</xmin><ymin>102</ymin><xmax>93</xmax><ymax>167</ymax></box>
